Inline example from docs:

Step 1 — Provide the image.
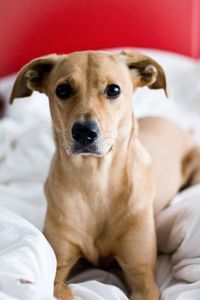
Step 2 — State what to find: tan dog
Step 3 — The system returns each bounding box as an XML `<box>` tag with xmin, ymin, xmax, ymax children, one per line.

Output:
<box><xmin>10</xmin><ymin>50</ymin><xmax>200</xmax><ymax>300</ymax></box>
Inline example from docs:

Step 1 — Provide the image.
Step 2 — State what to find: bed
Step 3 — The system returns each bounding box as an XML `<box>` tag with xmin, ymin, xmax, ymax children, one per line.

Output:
<box><xmin>0</xmin><ymin>1</ymin><xmax>200</xmax><ymax>299</ymax></box>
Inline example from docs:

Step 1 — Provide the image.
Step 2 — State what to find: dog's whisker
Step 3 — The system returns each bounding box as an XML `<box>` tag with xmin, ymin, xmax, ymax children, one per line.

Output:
<box><xmin>55</xmin><ymin>128</ymin><xmax>118</xmax><ymax>155</ymax></box>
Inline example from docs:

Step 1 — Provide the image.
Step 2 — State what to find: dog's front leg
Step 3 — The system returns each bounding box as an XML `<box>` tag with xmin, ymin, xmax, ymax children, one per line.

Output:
<box><xmin>44</xmin><ymin>224</ymin><xmax>80</xmax><ymax>300</ymax></box>
<box><xmin>116</xmin><ymin>208</ymin><xmax>159</xmax><ymax>300</ymax></box>
<box><xmin>54</xmin><ymin>251</ymin><xmax>80</xmax><ymax>300</ymax></box>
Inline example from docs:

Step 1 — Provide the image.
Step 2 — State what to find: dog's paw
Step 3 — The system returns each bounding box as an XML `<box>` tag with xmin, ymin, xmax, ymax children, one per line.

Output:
<box><xmin>130</xmin><ymin>286</ymin><xmax>160</xmax><ymax>300</ymax></box>
<box><xmin>54</xmin><ymin>283</ymin><xmax>74</xmax><ymax>300</ymax></box>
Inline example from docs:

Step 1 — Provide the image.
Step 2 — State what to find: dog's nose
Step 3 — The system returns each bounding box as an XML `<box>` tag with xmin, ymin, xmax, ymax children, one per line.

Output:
<box><xmin>72</xmin><ymin>121</ymin><xmax>99</xmax><ymax>145</ymax></box>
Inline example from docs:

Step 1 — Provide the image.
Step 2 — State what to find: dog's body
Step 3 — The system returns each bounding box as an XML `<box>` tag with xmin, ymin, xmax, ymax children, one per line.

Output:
<box><xmin>139</xmin><ymin>117</ymin><xmax>197</xmax><ymax>215</ymax></box>
<box><xmin>10</xmin><ymin>50</ymin><xmax>200</xmax><ymax>300</ymax></box>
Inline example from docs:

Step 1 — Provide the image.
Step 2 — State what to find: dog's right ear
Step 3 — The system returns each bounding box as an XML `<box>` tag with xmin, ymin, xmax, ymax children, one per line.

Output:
<box><xmin>10</xmin><ymin>54</ymin><xmax>58</xmax><ymax>104</ymax></box>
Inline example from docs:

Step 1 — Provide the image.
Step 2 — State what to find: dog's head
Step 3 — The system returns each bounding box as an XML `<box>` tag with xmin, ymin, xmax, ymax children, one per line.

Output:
<box><xmin>10</xmin><ymin>50</ymin><xmax>166</xmax><ymax>156</ymax></box>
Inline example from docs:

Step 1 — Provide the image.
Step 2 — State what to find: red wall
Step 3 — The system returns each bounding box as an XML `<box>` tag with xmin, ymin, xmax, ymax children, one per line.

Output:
<box><xmin>0</xmin><ymin>0</ymin><xmax>199</xmax><ymax>77</ymax></box>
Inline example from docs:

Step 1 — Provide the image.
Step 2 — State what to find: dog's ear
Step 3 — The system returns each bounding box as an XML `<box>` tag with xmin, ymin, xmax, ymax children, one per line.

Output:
<box><xmin>10</xmin><ymin>54</ymin><xmax>58</xmax><ymax>104</ymax></box>
<box><xmin>121</xmin><ymin>50</ymin><xmax>167</xmax><ymax>96</ymax></box>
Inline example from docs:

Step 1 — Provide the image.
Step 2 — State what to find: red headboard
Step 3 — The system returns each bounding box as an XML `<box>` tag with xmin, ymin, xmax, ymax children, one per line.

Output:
<box><xmin>0</xmin><ymin>0</ymin><xmax>199</xmax><ymax>78</ymax></box>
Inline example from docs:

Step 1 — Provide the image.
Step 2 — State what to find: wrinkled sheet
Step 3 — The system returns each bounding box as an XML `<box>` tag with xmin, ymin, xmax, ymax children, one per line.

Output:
<box><xmin>0</xmin><ymin>49</ymin><xmax>200</xmax><ymax>299</ymax></box>
<box><xmin>157</xmin><ymin>184</ymin><xmax>200</xmax><ymax>300</ymax></box>
<box><xmin>0</xmin><ymin>207</ymin><xmax>56</xmax><ymax>300</ymax></box>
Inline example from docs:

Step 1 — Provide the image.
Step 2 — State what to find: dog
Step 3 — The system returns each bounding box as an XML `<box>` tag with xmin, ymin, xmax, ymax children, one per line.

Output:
<box><xmin>10</xmin><ymin>50</ymin><xmax>200</xmax><ymax>300</ymax></box>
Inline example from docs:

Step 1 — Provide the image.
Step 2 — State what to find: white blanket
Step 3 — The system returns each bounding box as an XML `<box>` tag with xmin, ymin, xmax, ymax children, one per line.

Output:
<box><xmin>0</xmin><ymin>207</ymin><xmax>56</xmax><ymax>300</ymax></box>
<box><xmin>0</xmin><ymin>49</ymin><xmax>200</xmax><ymax>299</ymax></box>
<box><xmin>157</xmin><ymin>184</ymin><xmax>200</xmax><ymax>300</ymax></box>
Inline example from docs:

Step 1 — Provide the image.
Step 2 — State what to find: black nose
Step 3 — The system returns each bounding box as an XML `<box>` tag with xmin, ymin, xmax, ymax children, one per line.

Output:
<box><xmin>72</xmin><ymin>121</ymin><xmax>99</xmax><ymax>146</ymax></box>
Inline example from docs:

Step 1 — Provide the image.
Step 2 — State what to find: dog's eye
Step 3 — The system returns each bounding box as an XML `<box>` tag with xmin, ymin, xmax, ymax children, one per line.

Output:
<box><xmin>104</xmin><ymin>84</ymin><xmax>121</xmax><ymax>99</ymax></box>
<box><xmin>56</xmin><ymin>84</ymin><xmax>74</xmax><ymax>100</ymax></box>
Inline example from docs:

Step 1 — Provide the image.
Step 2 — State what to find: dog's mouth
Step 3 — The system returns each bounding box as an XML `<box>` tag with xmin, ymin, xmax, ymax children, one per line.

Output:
<box><xmin>72</xmin><ymin>142</ymin><xmax>103</xmax><ymax>156</ymax></box>
<box><xmin>71</xmin><ymin>140</ymin><xmax>114</xmax><ymax>156</ymax></box>
<box><xmin>62</xmin><ymin>133</ymin><xmax>117</xmax><ymax>156</ymax></box>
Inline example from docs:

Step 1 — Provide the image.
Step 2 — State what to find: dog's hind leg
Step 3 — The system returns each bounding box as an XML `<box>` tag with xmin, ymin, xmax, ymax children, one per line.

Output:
<box><xmin>182</xmin><ymin>147</ymin><xmax>200</xmax><ymax>188</ymax></box>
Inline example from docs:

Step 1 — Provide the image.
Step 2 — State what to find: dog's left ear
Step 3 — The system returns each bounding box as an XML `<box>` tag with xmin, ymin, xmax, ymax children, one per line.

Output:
<box><xmin>121</xmin><ymin>50</ymin><xmax>167</xmax><ymax>96</ymax></box>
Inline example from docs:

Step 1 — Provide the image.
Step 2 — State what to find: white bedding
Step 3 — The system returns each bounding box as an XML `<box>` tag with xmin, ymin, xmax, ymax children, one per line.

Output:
<box><xmin>0</xmin><ymin>49</ymin><xmax>200</xmax><ymax>300</ymax></box>
<box><xmin>0</xmin><ymin>207</ymin><xmax>56</xmax><ymax>300</ymax></box>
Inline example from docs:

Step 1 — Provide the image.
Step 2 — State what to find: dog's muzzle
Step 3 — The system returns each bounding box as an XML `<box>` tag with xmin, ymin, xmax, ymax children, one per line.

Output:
<box><xmin>71</xmin><ymin>121</ymin><xmax>100</xmax><ymax>154</ymax></box>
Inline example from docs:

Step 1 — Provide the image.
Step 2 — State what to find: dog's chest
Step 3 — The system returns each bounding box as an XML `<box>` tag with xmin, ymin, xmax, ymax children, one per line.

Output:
<box><xmin>54</xmin><ymin>156</ymin><xmax>132</xmax><ymax>263</ymax></box>
<box><xmin>65</xmin><ymin>178</ymin><xmax>130</xmax><ymax>264</ymax></box>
